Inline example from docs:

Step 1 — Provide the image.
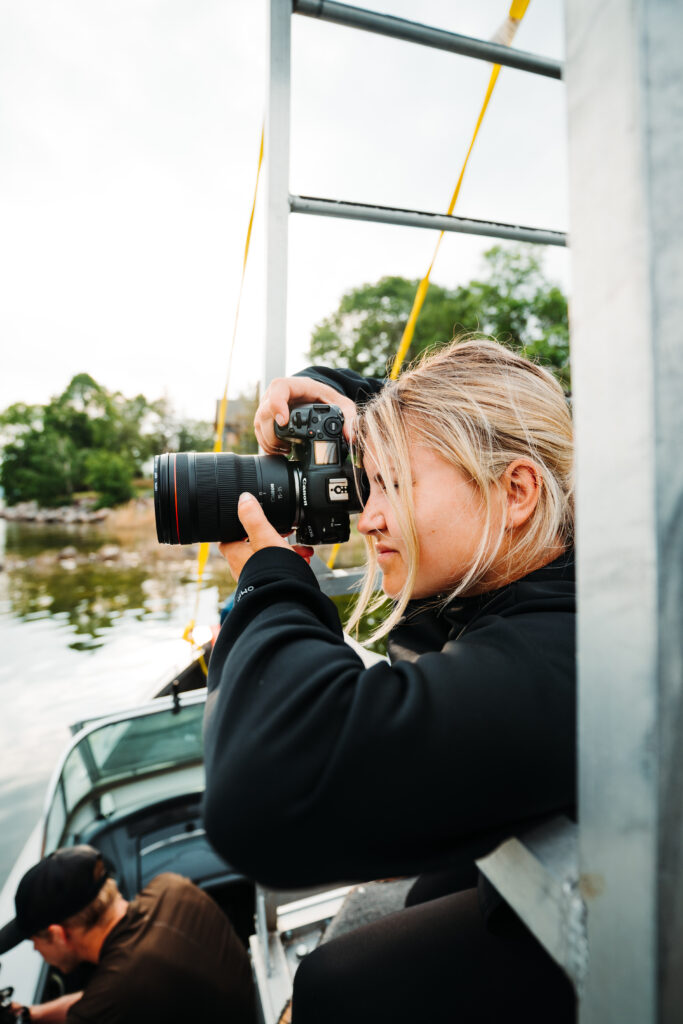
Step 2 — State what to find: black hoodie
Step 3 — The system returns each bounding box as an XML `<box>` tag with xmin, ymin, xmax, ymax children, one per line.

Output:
<box><xmin>202</xmin><ymin>368</ymin><xmax>575</xmax><ymax>890</ymax></box>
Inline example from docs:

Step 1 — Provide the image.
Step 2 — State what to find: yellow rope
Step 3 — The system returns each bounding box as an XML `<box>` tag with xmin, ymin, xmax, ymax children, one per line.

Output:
<box><xmin>389</xmin><ymin>0</ymin><xmax>531</xmax><ymax>381</ymax></box>
<box><xmin>184</xmin><ymin>4</ymin><xmax>532</xmax><ymax>590</ymax></box>
<box><xmin>182</xmin><ymin>123</ymin><xmax>265</xmax><ymax>667</ymax></box>
<box><xmin>327</xmin><ymin>1</ymin><xmax>531</xmax><ymax>572</ymax></box>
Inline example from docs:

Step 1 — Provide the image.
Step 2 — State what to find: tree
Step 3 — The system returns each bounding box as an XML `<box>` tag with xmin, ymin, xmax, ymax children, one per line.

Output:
<box><xmin>175</xmin><ymin>418</ymin><xmax>215</xmax><ymax>452</ymax></box>
<box><xmin>0</xmin><ymin>426</ymin><xmax>80</xmax><ymax>506</ymax></box>
<box><xmin>84</xmin><ymin>450</ymin><xmax>135</xmax><ymax>508</ymax></box>
<box><xmin>0</xmin><ymin>376</ymin><xmax>215</xmax><ymax>507</ymax></box>
<box><xmin>308</xmin><ymin>245</ymin><xmax>570</xmax><ymax>389</ymax></box>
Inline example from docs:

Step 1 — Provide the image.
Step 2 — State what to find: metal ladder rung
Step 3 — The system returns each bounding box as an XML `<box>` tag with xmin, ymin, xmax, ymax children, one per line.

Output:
<box><xmin>293</xmin><ymin>0</ymin><xmax>563</xmax><ymax>80</ymax></box>
<box><xmin>290</xmin><ymin>194</ymin><xmax>567</xmax><ymax>247</ymax></box>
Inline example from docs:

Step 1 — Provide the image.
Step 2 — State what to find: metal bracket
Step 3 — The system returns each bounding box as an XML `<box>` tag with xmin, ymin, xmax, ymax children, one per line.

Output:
<box><xmin>476</xmin><ymin>816</ymin><xmax>588</xmax><ymax>991</ymax></box>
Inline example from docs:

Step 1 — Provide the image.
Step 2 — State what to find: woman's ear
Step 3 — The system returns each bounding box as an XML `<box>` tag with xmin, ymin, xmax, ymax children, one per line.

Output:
<box><xmin>501</xmin><ymin>459</ymin><xmax>542</xmax><ymax>528</ymax></box>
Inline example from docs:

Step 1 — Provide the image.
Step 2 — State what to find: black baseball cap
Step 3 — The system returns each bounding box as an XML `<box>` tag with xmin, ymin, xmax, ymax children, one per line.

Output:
<box><xmin>0</xmin><ymin>845</ymin><xmax>109</xmax><ymax>954</ymax></box>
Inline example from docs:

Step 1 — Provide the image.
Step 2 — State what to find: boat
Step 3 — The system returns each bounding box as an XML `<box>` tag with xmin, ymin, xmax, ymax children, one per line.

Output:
<box><xmin>0</xmin><ymin>601</ymin><xmax>385</xmax><ymax>1024</ymax></box>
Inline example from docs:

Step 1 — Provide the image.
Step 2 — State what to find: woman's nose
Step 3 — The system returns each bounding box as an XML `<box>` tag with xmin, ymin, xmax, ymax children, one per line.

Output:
<box><xmin>357</xmin><ymin>496</ymin><xmax>385</xmax><ymax>535</ymax></box>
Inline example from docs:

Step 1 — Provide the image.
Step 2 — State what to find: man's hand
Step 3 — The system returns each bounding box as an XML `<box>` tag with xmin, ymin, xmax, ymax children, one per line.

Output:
<box><xmin>18</xmin><ymin>992</ymin><xmax>83</xmax><ymax>1023</ymax></box>
<box><xmin>255</xmin><ymin>376</ymin><xmax>357</xmax><ymax>454</ymax></box>
<box><xmin>218</xmin><ymin>493</ymin><xmax>313</xmax><ymax>581</ymax></box>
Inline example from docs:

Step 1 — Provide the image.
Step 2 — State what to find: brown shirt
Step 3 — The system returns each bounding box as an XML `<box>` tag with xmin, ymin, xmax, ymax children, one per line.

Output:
<box><xmin>67</xmin><ymin>873</ymin><xmax>255</xmax><ymax>1024</ymax></box>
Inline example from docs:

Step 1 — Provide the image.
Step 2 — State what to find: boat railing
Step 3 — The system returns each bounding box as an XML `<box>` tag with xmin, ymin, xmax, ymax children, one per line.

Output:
<box><xmin>40</xmin><ymin>691</ymin><xmax>208</xmax><ymax>856</ymax></box>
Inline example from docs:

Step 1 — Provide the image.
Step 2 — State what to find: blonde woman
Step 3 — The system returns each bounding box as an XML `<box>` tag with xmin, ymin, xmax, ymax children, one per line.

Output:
<box><xmin>203</xmin><ymin>339</ymin><xmax>576</xmax><ymax>1022</ymax></box>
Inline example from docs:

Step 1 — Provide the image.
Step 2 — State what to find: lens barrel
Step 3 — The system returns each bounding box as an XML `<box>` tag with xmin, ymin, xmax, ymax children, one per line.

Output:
<box><xmin>154</xmin><ymin>452</ymin><xmax>298</xmax><ymax>544</ymax></box>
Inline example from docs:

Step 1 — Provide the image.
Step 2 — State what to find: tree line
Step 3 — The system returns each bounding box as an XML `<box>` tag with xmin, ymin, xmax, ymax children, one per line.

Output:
<box><xmin>0</xmin><ymin>245</ymin><xmax>568</xmax><ymax>509</ymax></box>
<box><xmin>0</xmin><ymin>376</ymin><xmax>223</xmax><ymax>508</ymax></box>
<box><xmin>309</xmin><ymin>245</ymin><xmax>569</xmax><ymax>387</ymax></box>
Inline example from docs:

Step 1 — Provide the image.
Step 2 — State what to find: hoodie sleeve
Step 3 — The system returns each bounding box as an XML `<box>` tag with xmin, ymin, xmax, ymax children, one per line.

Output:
<box><xmin>202</xmin><ymin>549</ymin><xmax>575</xmax><ymax>889</ymax></box>
<box><xmin>295</xmin><ymin>365</ymin><xmax>384</xmax><ymax>406</ymax></box>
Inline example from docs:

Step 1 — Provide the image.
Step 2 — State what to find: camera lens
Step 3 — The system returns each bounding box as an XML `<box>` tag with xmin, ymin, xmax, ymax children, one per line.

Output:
<box><xmin>154</xmin><ymin>452</ymin><xmax>299</xmax><ymax>544</ymax></box>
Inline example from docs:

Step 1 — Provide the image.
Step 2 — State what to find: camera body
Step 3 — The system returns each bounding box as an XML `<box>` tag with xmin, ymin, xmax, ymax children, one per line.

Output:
<box><xmin>274</xmin><ymin>403</ymin><xmax>360</xmax><ymax>545</ymax></box>
<box><xmin>153</xmin><ymin>403</ymin><xmax>364</xmax><ymax>546</ymax></box>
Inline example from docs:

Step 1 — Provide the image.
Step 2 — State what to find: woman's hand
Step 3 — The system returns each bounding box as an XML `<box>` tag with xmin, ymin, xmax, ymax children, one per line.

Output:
<box><xmin>218</xmin><ymin>492</ymin><xmax>314</xmax><ymax>580</ymax></box>
<box><xmin>255</xmin><ymin>376</ymin><xmax>357</xmax><ymax>453</ymax></box>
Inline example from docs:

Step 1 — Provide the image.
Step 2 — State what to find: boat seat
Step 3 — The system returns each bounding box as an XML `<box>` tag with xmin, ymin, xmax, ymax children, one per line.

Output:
<box><xmin>80</xmin><ymin>791</ymin><xmax>245</xmax><ymax>900</ymax></box>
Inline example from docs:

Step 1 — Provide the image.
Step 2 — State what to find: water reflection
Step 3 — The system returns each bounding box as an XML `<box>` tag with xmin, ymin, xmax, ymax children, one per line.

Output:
<box><xmin>2</xmin><ymin>521</ymin><xmax>235</xmax><ymax>651</ymax></box>
<box><xmin>0</xmin><ymin>517</ymin><xmax>379</xmax><ymax>886</ymax></box>
<box><xmin>0</xmin><ymin>519</ymin><xmax>230</xmax><ymax>885</ymax></box>
<box><xmin>6</xmin><ymin>566</ymin><xmax>152</xmax><ymax>650</ymax></box>
<box><xmin>3</xmin><ymin>520</ymin><xmax>119</xmax><ymax>558</ymax></box>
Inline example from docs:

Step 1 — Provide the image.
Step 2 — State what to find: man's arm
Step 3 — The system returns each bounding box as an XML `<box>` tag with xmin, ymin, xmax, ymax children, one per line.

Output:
<box><xmin>18</xmin><ymin>992</ymin><xmax>83</xmax><ymax>1023</ymax></box>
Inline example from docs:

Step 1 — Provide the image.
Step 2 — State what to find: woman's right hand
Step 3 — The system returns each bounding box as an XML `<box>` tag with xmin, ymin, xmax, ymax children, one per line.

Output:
<box><xmin>254</xmin><ymin>376</ymin><xmax>358</xmax><ymax>453</ymax></box>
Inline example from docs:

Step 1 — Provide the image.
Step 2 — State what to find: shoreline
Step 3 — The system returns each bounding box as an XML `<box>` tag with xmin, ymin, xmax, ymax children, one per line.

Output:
<box><xmin>1</xmin><ymin>496</ymin><xmax>367</xmax><ymax>570</ymax></box>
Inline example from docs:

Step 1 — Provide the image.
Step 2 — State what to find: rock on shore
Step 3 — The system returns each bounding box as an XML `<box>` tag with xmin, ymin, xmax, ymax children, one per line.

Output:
<box><xmin>0</xmin><ymin>500</ymin><xmax>109</xmax><ymax>524</ymax></box>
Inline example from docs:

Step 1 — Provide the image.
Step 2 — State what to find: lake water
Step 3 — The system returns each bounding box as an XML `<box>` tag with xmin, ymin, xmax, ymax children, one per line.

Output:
<box><xmin>0</xmin><ymin>509</ymin><xmax>375</xmax><ymax>891</ymax></box>
<box><xmin>0</xmin><ymin>512</ymin><xmax>236</xmax><ymax>890</ymax></box>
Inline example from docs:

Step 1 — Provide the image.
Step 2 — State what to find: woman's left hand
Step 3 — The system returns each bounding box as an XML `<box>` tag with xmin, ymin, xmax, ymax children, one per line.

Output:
<box><xmin>218</xmin><ymin>492</ymin><xmax>314</xmax><ymax>580</ymax></box>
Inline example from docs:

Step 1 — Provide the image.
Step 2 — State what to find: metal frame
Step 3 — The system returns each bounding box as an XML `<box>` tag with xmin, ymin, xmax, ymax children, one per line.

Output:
<box><xmin>263</xmin><ymin>0</ymin><xmax>292</xmax><ymax>387</ymax></box>
<box><xmin>476</xmin><ymin>817</ymin><xmax>585</xmax><ymax>988</ymax></box>
<box><xmin>263</xmin><ymin>0</ymin><xmax>683</xmax><ymax>1018</ymax></box>
<box><xmin>262</xmin><ymin>0</ymin><xmax>564</xmax><ymax>391</ymax></box>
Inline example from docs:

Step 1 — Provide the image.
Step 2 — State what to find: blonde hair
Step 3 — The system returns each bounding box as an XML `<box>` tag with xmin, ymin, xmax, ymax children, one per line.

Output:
<box><xmin>348</xmin><ymin>338</ymin><xmax>574</xmax><ymax>640</ymax></box>
<box><xmin>61</xmin><ymin>877</ymin><xmax>120</xmax><ymax>932</ymax></box>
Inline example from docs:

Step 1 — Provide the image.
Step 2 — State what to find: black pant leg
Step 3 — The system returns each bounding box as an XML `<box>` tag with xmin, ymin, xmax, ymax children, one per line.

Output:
<box><xmin>292</xmin><ymin>887</ymin><xmax>575</xmax><ymax>1024</ymax></box>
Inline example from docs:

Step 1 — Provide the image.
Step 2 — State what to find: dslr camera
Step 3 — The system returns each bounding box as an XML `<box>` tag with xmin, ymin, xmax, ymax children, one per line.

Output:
<box><xmin>154</xmin><ymin>403</ymin><xmax>366</xmax><ymax>546</ymax></box>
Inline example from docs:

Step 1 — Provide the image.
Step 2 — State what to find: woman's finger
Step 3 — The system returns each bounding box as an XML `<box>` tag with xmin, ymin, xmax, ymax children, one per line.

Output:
<box><xmin>254</xmin><ymin>377</ymin><xmax>358</xmax><ymax>453</ymax></box>
<box><xmin>237</xmin><ymin>492</ymin><xmax>288</xmax><ymax>550</ymax></box>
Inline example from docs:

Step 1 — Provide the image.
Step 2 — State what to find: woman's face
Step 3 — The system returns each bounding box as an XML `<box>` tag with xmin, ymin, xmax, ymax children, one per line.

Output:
<box><xmin>358</xmin><ymin>445</ymin><xmax>497</xmax><ymax>600</ymax></box>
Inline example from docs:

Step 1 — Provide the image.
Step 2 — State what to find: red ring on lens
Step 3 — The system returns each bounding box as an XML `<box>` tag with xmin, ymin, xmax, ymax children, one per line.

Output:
<box><xmin>173</xmin><ymin>456</ymin><xmax>180</xmax><ymax>543</ymax></box>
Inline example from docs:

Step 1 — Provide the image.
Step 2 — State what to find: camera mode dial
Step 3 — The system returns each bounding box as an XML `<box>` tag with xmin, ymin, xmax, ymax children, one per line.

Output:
<box><xmin>274</xmin><ymin>403</ymin><xmax>344</xmax><ymax>443</ymax></box>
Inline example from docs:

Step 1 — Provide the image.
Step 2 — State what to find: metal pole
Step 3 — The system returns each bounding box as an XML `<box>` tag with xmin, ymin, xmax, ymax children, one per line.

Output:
<box><xmin>566</xmin><ymin>0</ymin><xmax>683</xmax><ymax>1020</ymax></box>
<box><xmin>290</xmin><ymin>194</ymin><xmax>567</xmax><ymax>247</ymax></box>
<box><xmin>293</xmin><ymin>0</ymin><xmax>563</xmax><ymax>80</ymax></box>
<box><xmin>263</xmin><ymin>0</ymin><xmax>291</xmax><ymax>391</ymax></box>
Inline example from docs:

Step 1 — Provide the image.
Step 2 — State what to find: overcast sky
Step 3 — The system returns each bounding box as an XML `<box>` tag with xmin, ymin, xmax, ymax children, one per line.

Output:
<box><xmin>0</xmin><ymin>0</ymin><xmax>568</xmax><ymax>423</ymax></box>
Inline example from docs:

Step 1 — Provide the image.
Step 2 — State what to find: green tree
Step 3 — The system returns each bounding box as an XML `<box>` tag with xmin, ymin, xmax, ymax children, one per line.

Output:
<box><xmin>0</xmin><ymin>375</ymin><xmax>214</xmax><ymax>508</ymax></box>
<box><xmin>0</xmin><ymin>427</ymin><xmax>81</xmax><ymax>506</ymax></box>
<box><xmin>308</xmin><ymin>245</ymin><xmax>570</xmax><ymax>389</ymax></box>
<box><xmin>84</xmin><ymin>450</ymin><xmax>135</xmax><ymax>508</ymax></box>
<box><xmin>175</xmin><ymin>418</ymin><xmax>215</xmax><ymax>452</ymax></box>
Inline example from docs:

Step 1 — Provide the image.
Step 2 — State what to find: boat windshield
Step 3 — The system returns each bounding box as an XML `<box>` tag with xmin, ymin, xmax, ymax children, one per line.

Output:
<box><xmin>44</xmin><ymin>701</ymin><xmax>205</xmax><ymax>852</ymax></box>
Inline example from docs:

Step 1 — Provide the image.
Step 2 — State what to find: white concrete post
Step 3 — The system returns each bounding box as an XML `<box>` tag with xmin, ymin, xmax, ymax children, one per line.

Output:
<box><xmin>565</xmin><ymin>1</ymin><xmax>683</xmax><ymax>1020</ymax></box>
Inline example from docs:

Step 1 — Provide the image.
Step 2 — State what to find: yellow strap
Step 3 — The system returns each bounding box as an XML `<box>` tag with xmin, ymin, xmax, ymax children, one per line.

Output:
<box><xmin>214</xmin><ymin>123</ymin><xmax>265</xmax><ymax>455</ymax></box>
<box><xmin>509</xmin><ymin>0</ymin><xmax>530</xmax><ymax>20</ymax></box>
<box><xmin>326</xmin><ymin>1</ymin><xmax>530</xmax><ymax>573</ymax></box>
<box><xmin>182</xmin><ymin>123</ymin><xmax>265</xmax><ymax>668</ymax></box>
<box><xmin>389</xmin><ymin>0</ymin><xmax>530</xmax><ymax>381</ymax></box>
<box><xmin>326</xmin><ymin>542</ymin><xmax>341</xmax><ymax>569</ymax></box>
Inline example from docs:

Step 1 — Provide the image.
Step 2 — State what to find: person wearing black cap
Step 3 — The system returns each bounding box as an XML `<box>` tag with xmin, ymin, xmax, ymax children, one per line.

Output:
<box><xmin>0</xmin><ymin>845</ymin><xmax>255</xmax><ymax>1024</ymax></box>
